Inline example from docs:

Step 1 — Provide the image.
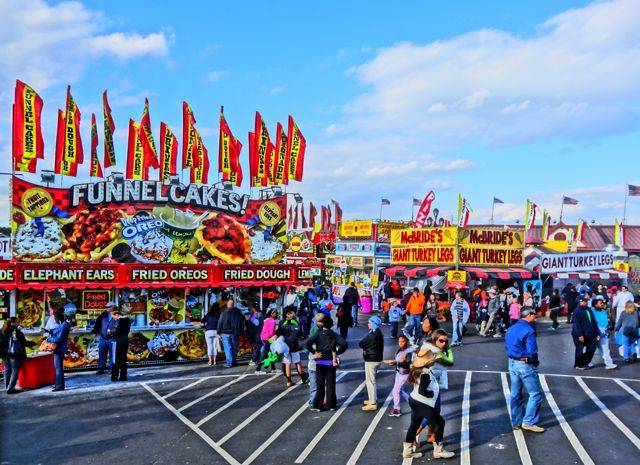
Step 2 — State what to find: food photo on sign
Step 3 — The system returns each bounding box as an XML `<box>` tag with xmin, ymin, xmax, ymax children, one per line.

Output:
<box><xmin>11</xmin><ymin>177</ymin><xmax>289</xmax><ymax>265</ymax></box>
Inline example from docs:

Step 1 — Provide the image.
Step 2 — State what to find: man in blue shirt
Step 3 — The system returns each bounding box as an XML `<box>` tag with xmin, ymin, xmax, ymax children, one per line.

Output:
<box><xmin>505</xmin><ymin>306</ymin><xmax>544</xmax><ymax>433</ymax></box>
<box><xmin>92</xmin><ymin>301</ymin><xmax>116</xmax><ymax>375</ymax></box>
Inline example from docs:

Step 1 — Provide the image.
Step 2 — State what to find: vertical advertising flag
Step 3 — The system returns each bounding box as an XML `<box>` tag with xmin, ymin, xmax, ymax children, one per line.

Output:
<box><xmin>190</xmin><ymin>131</ymin><xmax>209</xmax><ymax>184</ymax></box>
<box><xmin>286</xmin><ymin>115</ymin><xmax>306</xmax><ymax>182</ymax></box>
<box><xmin>414</xmin><ymin>191</ymin><xmax>436</xmax><ymax>228</ymax></box>
<box><xmin>140</xmin><ymin>98</ymin><xmax>159</xmax><ymax>169</ymax></box>
<box><xmin>54</xmin><ymin>109</ymin><xmax>73</xmax><ymax>175</ymax></box>
<box><xmin>267</xmin><ymin>139</ymin><xmax>276</xmax><ymax>185</ymax></box>
<box><xmin>248</xmin><ymin>131</ymin><xmax>260</xmax><ymax>188</ymax></box>
<box><xmin>62</xmin><ymin>86</ymin><xmax>83</xmax><ymax>176</ymax></box>
<box><xmin>332</xmin><ymin>199</ymin><xmax>343</xmax><ymax>224</ymax></box>
<box><xmin>309</xmin><ymin>202</ymin><xmax>317</xmax><ymax>229</ymax></box>
<box><xmin>182</xmin><ymin>102</ymin><xmax>199</xmax><ymax>169</ymax></box>
<box><xmin>614</xmin><ymin>219</ymin><xmax>625</xmax><ymax>248</ymax></box>
<box><xmin>219</xmin><ymin>108</ymin><xmax>233</xmax><ymax>175</ymax></box>
<box><xmin>457</xmin><ymin>194</ymin><xmax>470</xmax><ymax>227</ymax></box>
<box><xmin>273</xmin><ymin>122</ymin><xmax>289</xmax><ymax>185</ymax></box>
<box><xmin>126</xmin><ymin>119</ymin><xmax>146</xmax><ymax>180</ymax></box>
<box><xmin>524</xmin><ymin>199</ymin><xmax>537</xmax><ymax>230</ymax></box>
<box><xmin>90</xmin><ymin>113</ymin><xmax>103</xmax><ymax>178</ymax></box>
<box><xmin>254</xmin><ymin>112</ymin><xmax>271</xmax><ymax>186</ymax></box>
<box><xmin>102</xmin><ymin>90</ymin><xmax>116</xmax><ymax>168</ymax></box>
<box><xmin>159</xmin><ymin>122</ymin><xmax>178</xmax><ymax>184</ymax></box>
<box><xmin>541</xmin><ymin>209</ymin><xmax>551</xmax><ymax>241</ymax></box>
<box><xmin>12</xmin><ymin>80</ymin><xmax>44</xmax><ymax>172</ymax></box>
<box><xmin>576</xmin><ymin>219</ymin><xmax>586</xmax><ymax>242</ymax></box>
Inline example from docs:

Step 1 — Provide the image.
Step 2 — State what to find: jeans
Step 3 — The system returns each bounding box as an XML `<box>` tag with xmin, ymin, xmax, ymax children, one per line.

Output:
<box><xmin>621</xmin><ymin>335</ymin><xmax>638</xmax><ymax>360</ymax></box>
<box><xmin>351</xmin><ymin>305</ymin><xmax>359</xmax><ymax>326</ymax></box>
<box><xmin>595</xmin><ymin>334</ymin><xmax>614</xmax><ymax>366</ymax></box>
<box><xmin>251</xmin><ymin>339</ymin><xmax>263</xmax><ymax>364</ymax></box>
<box><xmin>406</xmin><ymin>314</ymin><xmax>422</xmax><ymax>340</ymax></box>
<box><xmin>221</xmin><ymin>333</ymin><xmax>239</xmax><ymax>367</ymax></box>
<box><xmin>451</xmin><ymin>319</ymin><xmax>465</xmax><ymax>344</ymax></box>
<box><xmin>2</xmin><ymin>357</ymin><xmax>22</xmax><ymax>392</ymax></box>
<box><xmin>308</xmin><ymin>369</ymin><xmax>317</xmax><ymax>405</ymax></box>
<box><xmin>257</xmin><ymin>340</ymin><xmax>270</xmax><ymax>369</ymax></box>
<box><xmin>111</xmin><ymin>340</ymin><xmax>128</xmax><ymax>381</ymax></box>
<box><xmin>339</xmin><ymin>326</ymin><xmax>349</xmax><ymax>340</ymax></box>
<box><xmin>390</xmin><ymin>321</ymin><xmax>399</xmax><ymax>338</ymax></box>
<box><xmin>364</xmin><ymin>361</ymin><xmax>381</xmax><ymax>403</ymax></box>
<box><xmin>392</xmin><ymin>372</ymin><xmax>409</xmax><ymax>410</ymax></box>
<box><xmin>53</xmin><ymin>352</ymin><xmax>65</xmax><ymax>390</ymax></box>
<box><xmin>508</xmin><ymin>359</ymin><xmax>542</xmax><ymax>427</ymax></box>
<box><xmin>97</xmin><ymin>336</ymin><xmax>112</xmax><ymax>371</ymax></box>
<box><xmin>314</xmin><ymin>364</ymin><xmax>337</xmax><ymax>409</ymax></box>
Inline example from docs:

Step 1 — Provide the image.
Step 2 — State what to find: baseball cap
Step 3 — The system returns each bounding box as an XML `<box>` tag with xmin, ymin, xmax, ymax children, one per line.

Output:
<box><xmin>591</xmin><ymin>295</ymin><xmax>605</xmax><ymax>305</ymax></box>
<box><xmin>106</xmin><ymin>301</ymin><xmax>117</xmax><ymax>308</ymax></box>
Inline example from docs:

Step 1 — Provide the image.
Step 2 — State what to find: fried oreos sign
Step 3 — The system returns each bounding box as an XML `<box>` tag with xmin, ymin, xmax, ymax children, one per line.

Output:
<box><xmin>70</xmin><ymin>180</ymin><xmax>249</xmax><ymax>215</ymax></box>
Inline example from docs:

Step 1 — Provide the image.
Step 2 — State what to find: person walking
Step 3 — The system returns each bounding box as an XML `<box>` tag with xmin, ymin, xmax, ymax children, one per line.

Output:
<box><xmin>613</xmin><ymin>285</ymin><xmax>635</xmax><ymax>321</ymax></box>
<box><xmin>591</xmin><ymin>296</ymin><xmax>617</xmax><ymax>369</ymax></box>
<box><xmin>342</xmin><ymin>282</ymin><xmax>361</xmax><ymax>327</ymax></box>
<box><xmin>389</xmin><ymin>300</ymin><xmax>405</xmax><ymax>339</ymax></box>
<box><xmin>201</xmin><ymin>303</ymin><xmax>220</xmax><ymax>366</ymax></box>
<box><xmin>387</xmin><ymin>334</ymin><xmax>413</xmax><ymax>416</ymax></box>
<box><xmin>91</xmin><ymin>301</ymin><xmax>116</xmax><ymax>375</ymax></box>
<box><xmin>359</xmin><ymin>315</ymin><xmax>384</xmax><ymax>411</ymax></box>
<box><xmin>547</xmin><ymin>289</ymin><xmax>562</xmax><ymax>331</ymax></box>
<box><xmin>402</xmin><ymin>349</ymin><xmax>455</xmax><ymax>460</ymax></box>
<box><xmin>509</xmin><ymin>297</ymin><xmax>522</xmax><ymax>326</ymax></box>
<box><xmin>405</xmin><ymin>288</ymin><xmax>426</xmax><ymax>340</ymax></box>
<box><xmin>45</xmin><ymin>308</ymin><xmax>72</xmax><ymax>392</ymax></box>
<box><xmin>615</xmin><ymin>301</ymin><xmax>640</xmax><ymax>363</ymax></box>
<box><xmin>277</xmin><ymin>306</ymin><xmax>308</xmax><ymax>387</ymax></box>
<box><xmin>450</xmin><ymin>292</ymin><xmax>470</xmax><ymax>347</ymax></box>
<box><xmin>108</xmin><ymin>308</ymin><xmax>131</xmax><ymax>382</ymax></box>
<box><xmin>297</xmin><ymin>291</ymin><xmax>314</xmax><ymax>337</ymax></box>
<box><xmin>306</xmin><ymin>315</ymin><xmax>348</xmax><ymax>411</ymax></box>
<box><xmin>424</xmin><ymin>294</ymin><xmax>438</xmax><ymax>320</ymax></box>
<box><xmin>572</xmin><ymin>296</ymin><xmax>600</xmax><ymax>370</ymax></box>
<box><xmin>256</xmin><ymin>307</ymin><xmax>278</xmax><ymax>372</ymax></box>
<box><xmin>306</xmin><ymin>312</ymin><xmax>325</xmax><ymax>406</ymax></box>
<box><xmin>217</xmin><ymin>299</ymin><xmax>245</xmax><ymax>368</ymax></box>
<box><xmin>505</xmin><ymin>306</ymin><xmax>544</xmax><ymax>433</ymax></box>
<box><xmin>246</xmin><ymin>303</ymin><xmax>264</xmax><ymax>367</ymax></box>
<box><xmin>562</xmin><ymin>284</ymin><xmax>578</xmax><ymax>324</ymax></box>
<box><xmin>1</xmin><ymin>317</ymin><xmax>36</xmax><ymax>393</ymax></box>
<box><xmin>480</xmin><ymin>289</ymin><xmax>501</xmax><ymax>337</ymax></box>
<box><xmin>336</xmin><ymin>301</ymin><xmax>353</xmax><ymax>340</ymax></box>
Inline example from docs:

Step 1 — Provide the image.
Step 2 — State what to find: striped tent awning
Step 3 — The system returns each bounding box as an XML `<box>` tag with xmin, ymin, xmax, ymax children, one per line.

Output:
<box><xmin>384</xmin><ymin>265</ymin><xmax>451</xmax><ymax>278</ymax></box>
<box><xmin>551</xmin><ymin>270</ymin><xmax>627</xmax><ymax>280</ymax></box>
<box><xmin>464</xmin><ymin>267</ymin><xmax>532</xmax><ymax>280</ymax></box>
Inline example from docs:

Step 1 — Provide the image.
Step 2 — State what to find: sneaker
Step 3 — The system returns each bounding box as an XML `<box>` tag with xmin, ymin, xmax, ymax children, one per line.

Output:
<box><xmin>575</xmin><ymin>366</ymin><xmax>586</xmax><ymax>370</ymax></box>
<box><xmin>513</xmin><ymin>425</ymin><xmax>522</xmax><ymax>430</ymax></box>
<box><xmin>362</xmin><ymin>403</ymin><xmax>378</xmax><ymax>411</ymax></box>
<box><xmin>248</xmin><ymin>361</ymin><xmax>256</xmax><ymax>366</ymax></box>
<box><xmin>388</xmin><ymin>408</ymin><xmax>401</xmax><ymax>417</ymax></box>
<box><xmin>309</xmin><ymin>407</ymin><xmax>321</xmax><ymax>412</ymax></box>
<box><xmin>493</xmin><ymin>333</ymin><xmax>503</xmax><ymax>338</ymax></box>
<box><xmin>605</xmin><ymin>364</ymin><xmax>618</xmax><ymax>370</ymax></box>
<box><xmin>521</xmin><ymin>424</ymin><xmax>545</xmax><ymax>433</ymax></box>
<box><xmin>363</xmin><ymin>400</ymin><xmax>375</xmax><ymax>405</ymax></box>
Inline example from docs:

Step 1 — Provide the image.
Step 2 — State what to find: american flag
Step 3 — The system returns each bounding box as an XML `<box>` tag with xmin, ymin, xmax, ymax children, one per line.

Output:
<box><xmin>628</xmin><ymin>184</ymin><xmax>640</xmax><ymax>196</ymax></box>
<box><xmin>381</xmin><ymin>198</ymin><xmax>390</xmax><ymax>205</ymax></box>
<box><xmin>493</xmin><ymin>197</ymin><xmax>504</xmax><ymax>204</ymax></box>
<box><xmin>562</xmin><ymin>196</ymin><xmax>579</xmax><ymax>205</ymax></box>
<box><xmin>412</xmin><ymin>198</ymin><xmax>421</xmax><ymax>206</ymax></box>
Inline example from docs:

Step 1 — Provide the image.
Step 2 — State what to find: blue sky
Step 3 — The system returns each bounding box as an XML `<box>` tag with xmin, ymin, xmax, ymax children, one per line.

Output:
<box><xmin>1</xmin><ymin>0</ymin><xmax>639</xmax><ymax>225</ymax></box>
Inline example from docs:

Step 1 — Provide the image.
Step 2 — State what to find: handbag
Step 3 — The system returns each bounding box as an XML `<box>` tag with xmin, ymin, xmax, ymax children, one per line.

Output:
<box><xmin>39</xmin><ymin>340</ymin><xmax>58</xmax><ymax>352</ymax></box>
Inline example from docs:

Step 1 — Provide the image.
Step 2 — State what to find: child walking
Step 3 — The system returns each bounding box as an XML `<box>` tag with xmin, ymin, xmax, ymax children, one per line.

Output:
<box><xmin>389</xmin><ymin>300</ymin><xmax>404</xmax><ymax>339</ymax></box>
<box><xmin>386</xmin><ymin>334</ymin><xmax>413</xmax><ymax>416</ymax></box>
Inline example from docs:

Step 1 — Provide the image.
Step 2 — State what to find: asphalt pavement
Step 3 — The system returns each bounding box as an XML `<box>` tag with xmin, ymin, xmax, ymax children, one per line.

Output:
<box><xmin>1</xmin><ymin>316</ymin><xmax>639</xmax><ymax>465</ymax></box>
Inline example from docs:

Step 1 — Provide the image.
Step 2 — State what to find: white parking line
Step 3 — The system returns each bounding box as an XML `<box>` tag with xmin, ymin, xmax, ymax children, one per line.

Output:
<box><xmin>294</xmin><ymin>380</ymin><xmax>367</xmax><ymax>463</ymax></box>
<box><xmin>614</xmin><ymin>379</ymin><xmax>640</xmax><ymax>402</ymax></box>
<box><xmin>142</xmin><ymin>382</ymin><xmax>240</xmax><ymax>465</ymax></box>
<box><xmin>576</xmin><ymin>377</ymin><xmax>640</xmax><ymax>450</ymax></box>
<box><xmin>143</xmin><ymin>374</ymin><xmax>238</xmax><ymax>384</ymax></box>
<box><xmin>500</xmin><ymin>372</ymin><xmax>533</xmax><ymax>465</ymax></box>
<box><xmin>177</xmin><ymin>375</ymin><xmax>247</xmax><ymax>413</ymax></box>
<box><xmin>540</xmin><ymin>375</ymin><xmax>595</xmax><ymax>465</ymax></box>
<box><xmin>218</xmin><ymin>381</ymin><xmax>300</xmax><ymax>445</ymax></box>
<box><xmin>243</xmin><ymin>372</ymin><xmax>349</xmax><ymax>465</ymax></box>
<box><xmin>163</xmin><ymin>377</ymin><xmax>210</xmax><ymax>399</ymax></box>
<box><xmin>196</xmin><ymin>375</ymin><xmax>278</xmax><ymax>427</ymax></box>
<box><xmin>346</xmin><ymin>389</ymin><xmax>393</xmax><ymax>465</ymax></box>
<box><xmin>460</xmin><ymin>371</ymin><xmax>472</xmax><ymax>465</ymax></box>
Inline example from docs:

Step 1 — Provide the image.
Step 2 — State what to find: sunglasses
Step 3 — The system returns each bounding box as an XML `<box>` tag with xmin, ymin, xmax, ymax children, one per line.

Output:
<box><xmin>436</xmin><ymin>339</ymin><xmax>448</xmax><ymax>344</ymax></box>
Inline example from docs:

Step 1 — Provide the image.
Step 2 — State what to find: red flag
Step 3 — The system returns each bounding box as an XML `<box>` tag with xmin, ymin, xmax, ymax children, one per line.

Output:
<box><xmin>90</xmin><ymin>114</ymin><xmax>103</xmax><ymax>178</ymax></box>
<box><xmin>254</xmin><ymin>112</ymin><xmax>271</xmax><ymax>186</ymax></box>
<box><xmin>414</xmin><ymin>191</ymin><xmax>436</xmax><ymax>228</ymax></box>
<box><xmin>331</xmin><ymin>199</ymin><xmax>343</xmax><ymax>224</ymax></box>
<box><xmin>190</xmin><ymin>130</ymin><xmax>209</xmax><ymax>184</ymax></box>
<box><xmin>159</xmin><ymin>122</ymin><xmax>178</xmax><ymax>184</ymax></box>
<box><xmin>293</xmin><ymin>203</ymin><xmax>300</xmax><ymax>229</ymax></box>
<box><xmin>320</xmin><ymin>205</ymin><xmax>327</xmax><ymax>230</ymax></box>
<box><xmin>249</xmin><ymin>131</ymin><xmax>260</xmax><ymax>187</ymax></box>
<box><xmin>182</xmin><ymin>101</ymin><xmax>199</xmax><ymax>168</ymax></box>
<box><xmin>126</xmin><ymin>119</ymin><xmax>146</xmax><ymax>180</ymax></box>
<box><xmin>267</xmin><ymin>139</ymin><xmax>276</xmax><ymax>185</ymax></box>
<box><xmin>273</xmin><ymin>122</ymin><xmax>289</xmax><ymax>185</ymax></box>
<box><xmin>12</xmin><ymin>80</ymin><xmax>44</xmax><ymax>173</ymax></box>
<box><xmin>301</xmin><ymin>204</ymin><xmax>308</xmax><ymax>228</ymax></box>
<box><xmin>326</xmin><ymin>204</ymin><xmax>332</xmax><ymax>227</ymax></box>
<box><xmin>140</xmin><ymin>98</ymin><xmax>159</xmax><ymax>169</ymax></box>
<box><xmin>286</xmin><ymin>115</ymin><xmax>306</xmax><ymax>182</ymax></box>
<box><xmin>309</xmin><ymin>202</ymin><xmax>317</xmax><ymax>229</ymax></box>
<box><xmin>55</xmin><ymin>86</ymin><xmax>83</xmax><ymax>176</ymax></box>
<box><xmin>54</xmin><ymin>109</ymin><xmax>67</xmax><ymax>175</ymax></box>
<box><xmin>287</xmin><ymin>206</ymin><xmax>293</xmax><ymax>229</ymax></box>
<box><xmin>220</xmin><ymin>108</ymin><xmax>243</xmax><ymax>187</ymax></box>
<box><xmin>102</xmin><ymin>90</ymin><xmax>116</xmax><ymax>168</ymax></box>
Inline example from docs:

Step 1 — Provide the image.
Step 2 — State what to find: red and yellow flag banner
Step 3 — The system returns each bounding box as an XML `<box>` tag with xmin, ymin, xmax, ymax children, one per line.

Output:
<box><xmin>12</xmin><ymin>80</ymin><xmax>44</xmax><ymax>173</ymax></box>
<box><xmin>190</xmin><ymin>131</ymin><xmax>209</xmax><ymax>184</ymax></box>
<box><xmin>254</xmin><ymin>111</ymin><xmax>271</xmax><ymax>187</ymax></box>
<box><xmin>249</xmin><ymin>131</ymin><xmax>259</xmax><ymax>188</ymax></box>
<box><xmin>267</xmin><ymin>139</ymin><xmax>276</xmax><ymax>185</ymax></box>
<box><xmin>159</xmin><ymin>122</ymin><xmax>178</xmax><ymax>184</ymax></box>
<box><xmin>140</xmin><ymin>98</ymin><xmax>159</xmax><ymax>169</ymax></box>
<box><xmin>54</xmin><ymin>110</ymin><xmax>73</xmax><ymax>175</ymax></box>
<box><xmin>273</xmin><ymin>122</ymin><xmax>289</xmax><ymax>185</ymax></box>
<box><xmin>219</xmin><ymin>108</ymin><xmax>233</xmax><ymax>175</ymax></box>
<box><xmin>182</xmin><ymin>101</ymin><xmax>199</xmax><ymax>169</ymax></box>
<box><xmin>126</xmin><ymin>119</ymin><xmax>147</xmax><ymax>180</ymax></box>
<box><xmin>54</xmin><ymin>87</ymin><xmax>82</xmax><ymax>176</ymax></box>
<box><xmin>286</xmin><ymin>115</ymin><xmax>306</xmax><ymax>182</ymax></box>
<box><xmin>102</xmin><ymin>90</ymin><xmax>116</xmax><ymax>168</ymax></box>
<box><xmin>90</xmin><ymin>113</ymin><xmax>103</xmax><ymax>178</ymax></box>
<box><xmin>221</xmin><ymin>118</ymin><xmax>243</xmax><ymax>187</ymax></box>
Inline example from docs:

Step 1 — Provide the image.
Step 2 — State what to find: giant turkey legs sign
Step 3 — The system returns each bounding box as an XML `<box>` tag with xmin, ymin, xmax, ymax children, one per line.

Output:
<box><xmin>539</xmin><ymin>251</ymin><xmax>616</xmax><ymax>274</ymax></box>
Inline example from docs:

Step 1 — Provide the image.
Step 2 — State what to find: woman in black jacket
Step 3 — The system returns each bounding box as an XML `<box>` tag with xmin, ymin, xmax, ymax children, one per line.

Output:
<box><xmin>305</xmin><ymin>315</ymin><xmax>348</xmax><ymax>411</ymax></box>
<box><xmin>1</xmin><ymin>318</ymin><xmax>36</xmax><ymax>393</ymax></box>
<box><xmin>108</xmin><ymin>309</ymin><xmax>132</xmax><ymax>382</ymax></box>
<box><xmin>359</xmin><ymin>315</ymin><xmax>384</xmax><ymax>411</ymax></box>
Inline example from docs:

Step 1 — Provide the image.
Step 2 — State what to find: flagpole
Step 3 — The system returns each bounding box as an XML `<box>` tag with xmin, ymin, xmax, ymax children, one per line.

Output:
<box><xmin>379</xmin><ymin>199</ymin><xmax>383</xmax><ymax>221</ymax></box>
<box><xmin>559</xmin><ymin>199</ymin><xmax>564</xmax><ymax>222</ymax></box>
<box><xmin>623</xmin><ymin>183</ymin><xmax>628</xmax><ymax>224</ymax></box>
<box><xmin>411</xmin><ymin>202</ymin><xmax>415</xmax><ymax>223</ymax></box>
<box><xmin>490</xmin><ymin>200</ymin><xmax>495</xmax><ymax>225</ymax></box>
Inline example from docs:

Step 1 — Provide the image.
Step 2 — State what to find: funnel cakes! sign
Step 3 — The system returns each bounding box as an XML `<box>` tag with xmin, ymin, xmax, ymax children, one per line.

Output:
<box><xmin>11</xmin><ymin>176</ymin><xmax>288</xmax><ymax>265</ymax></box>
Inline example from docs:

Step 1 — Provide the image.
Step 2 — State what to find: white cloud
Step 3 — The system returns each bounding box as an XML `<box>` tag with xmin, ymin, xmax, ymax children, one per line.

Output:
<box><xmin>0</xmin><ymin>0</ymin><xmax>171</xmax><ymax>89</ymax></box>
<box><xmin>206</xmin><ymin>70</ymin><xmax>229</xmax><ymax>82</ymax></box>
<box><xmin>269</xmin><ymin>86</ymin><xmax>285</xmax><ymax>95</ymax></box>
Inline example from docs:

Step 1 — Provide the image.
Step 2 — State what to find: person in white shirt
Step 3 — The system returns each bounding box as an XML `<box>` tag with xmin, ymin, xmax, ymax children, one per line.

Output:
<box><xmin>612</xmin><ymin>285</ymin><xmax>635</xmax><ymax>321</ymax></box>
<box><xmin>284</xmin><ymin>287</ymin><xmax>300</xmax><ymax>308</ymax></box>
